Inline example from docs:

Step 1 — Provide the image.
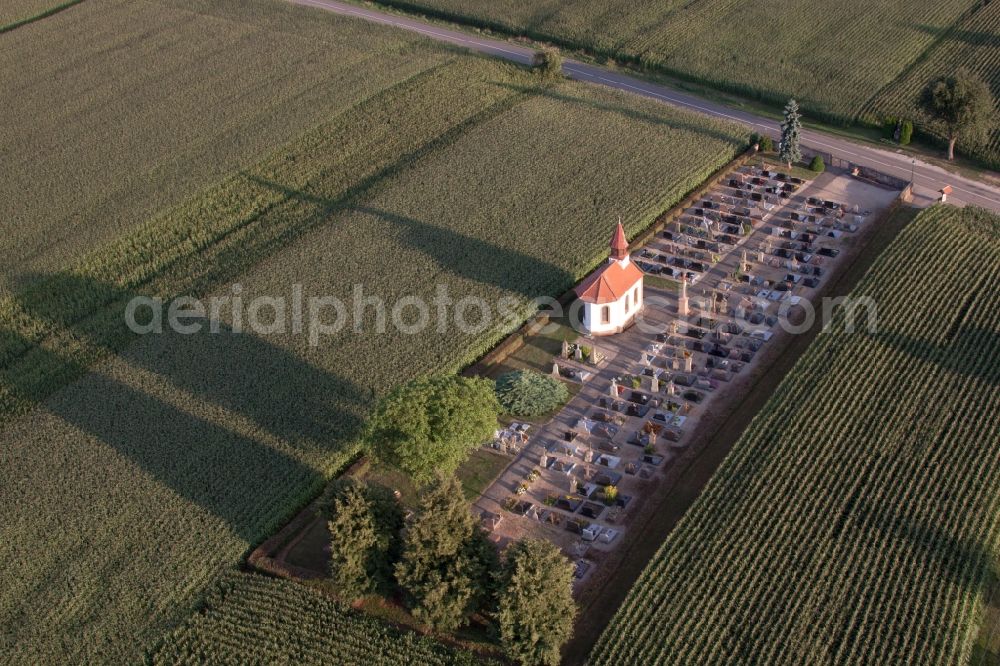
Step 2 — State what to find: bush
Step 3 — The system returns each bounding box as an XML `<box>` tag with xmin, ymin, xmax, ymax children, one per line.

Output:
<box><xmin>809</xmin><ymin>155</ymin><xmax>825</xmax><ymax>172</ymax></box>
<box><xmin>751</xmin><ymin>132</ymin><xmax>774</xmax><ymax>152</ymax></box>
<box><xmin>495</xmin><ymin>370</ymin><xmax>569</xmax><ymax>417</ymax></box>
<box><xmin>899</xmin><ymin>120</ymin><xmax>913</xmax><ymax>145</ymax></box>
<box><xmin>532</xmin><ymin>48</ymin><xmax>563</xmax><ymax>78</ymax></box>
<box><xmin>883</xmin><ymin>116</ymin><xmax>899</xmax><ymax>140</ymax></box>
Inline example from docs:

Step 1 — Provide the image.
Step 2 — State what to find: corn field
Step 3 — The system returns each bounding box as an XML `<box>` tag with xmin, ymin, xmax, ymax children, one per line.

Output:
<box><xmin>863</xmin><ymin>0</ymin><xmax>1000</xmax><ymax>169</ymax></box>
<box><xmin>376</xmin><ymin>0</ymin><xmax>998</xmax><ymax>165</ymax></box>
<box><xmin>0</xmin><ymin>1</ymin><xmax>747</xmax><ymax>662</ymax></box>
<box><xmin>0</xmin><ymin>0</ymin><xmax>446</xmax><ymax>294</ymax></box>
<box><xmin>588</xmin><ymin>205</ymin><xmax>1000</xmax><ymax>664</ymax></box>
<box><xmin>152</xmin><ymin>573</ymin><xmax>493</xmax><ymax>665</ymax></box>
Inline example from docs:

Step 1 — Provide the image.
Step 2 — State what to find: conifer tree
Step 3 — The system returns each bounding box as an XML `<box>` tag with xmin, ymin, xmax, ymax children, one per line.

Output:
<box><xmin>395</xmin><ymin>475</ymin><xmax>496</xmax><ymax>632</ymax></box>
<box><xmin>497</xmin><ymin>539</ymin><xmax>576</xmax><ymax>665</ymax></box>
<box><xmin>778</xmin><ymin>99</ymin><xmax>802</xmax><ymax>168</ymax></box>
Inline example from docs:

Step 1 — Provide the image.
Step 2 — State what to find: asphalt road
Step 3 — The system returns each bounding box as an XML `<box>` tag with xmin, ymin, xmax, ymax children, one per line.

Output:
<box><xmin>293</xmin><ymin>0</ymin><xmax>1000</xmax><ymax>211</ymax></box>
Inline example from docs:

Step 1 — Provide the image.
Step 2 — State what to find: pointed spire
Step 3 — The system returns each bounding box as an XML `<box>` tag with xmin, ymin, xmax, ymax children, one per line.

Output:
<box><xmin>610</xmin><ymin>218</ymin><xmax>628</xmax><ymax>261</ymax></box>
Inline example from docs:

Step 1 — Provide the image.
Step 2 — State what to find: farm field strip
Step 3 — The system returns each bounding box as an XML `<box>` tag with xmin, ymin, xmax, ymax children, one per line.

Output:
<box><xmin>0</xmin><ymin>0</ymin><xmax>749</xmax><ymax>661</ymax></box>
<box><xmin>864</xmin><ymin>0</ymin><xmax>1000</xmax><ymax>169</ymax></box>
<box><xmin>151</xmin><ymin>572</ymin><xmax>494</xmax><ymax>665</ymax></box>
<box><xmin>588</xmin><ymin>205</ymin><xmax>1000</xmax><ymax>664</ymax></box>
<box><xmin>0</xmin><ymin>0</ymin><xmax>444</xmax><ymax>293</ymax></box>
<box><xmin>0</xmin><ymin>0</ymin><xmax>82</xmax><ymax>30</ymax></box>
<box><xmin>368</xmin><ymin>0</ymin><xmax>999</xmax><ymax>167</ymax></box>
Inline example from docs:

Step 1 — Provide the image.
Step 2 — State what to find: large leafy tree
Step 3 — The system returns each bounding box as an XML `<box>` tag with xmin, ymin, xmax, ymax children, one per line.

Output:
<box><xmin>778</xmin><ymin>99</ymin><xmax>802</xmax><ymax>168</ymax></box>
<box><xmin>921</xmin><ymin>69</ymin><xmax>993</xmax><ymax>160</ymax></box>
<box><xmin>395</xmin><ymin>475</ymin><xmax>497</xmax><ymax>632</ymax></box>
<box><xmin>497</xmin><ymin>539</ymin><xmax>577</xmax><ymax>666</ymax></box>
<box><xmin>322</xmin><ymin>479</ymin><xmax>403</xmax><ymax>599</ymax></box>
<box><xmin>367</xmin><ymin>375</ymin><xmax>500</xmax><ymax>485</ymax></box>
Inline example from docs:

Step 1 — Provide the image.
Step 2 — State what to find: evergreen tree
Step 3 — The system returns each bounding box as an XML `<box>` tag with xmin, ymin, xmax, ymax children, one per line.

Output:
<box><xmin>778</xmin><ymin>99</ymin><xmax>802</xmax><ymax>168</ymax></box>
<box><xmin>497</xmin><ymin>539</ymin><xmax>577</xmax><ymax>666</ymax></box>
<box><xmin>327</xmin><ymin>485</ymin><xmax>378</xmax><ymax>599</ymax></box>
<box><xmin>323</xmin><ymin>479</ymin><xmax>404</xmax><ymax>599</ymax></box>
<box><xmin>395</xmin><ymin>475</ymin><xmax>496</xmax><ymax>632</ymax></box>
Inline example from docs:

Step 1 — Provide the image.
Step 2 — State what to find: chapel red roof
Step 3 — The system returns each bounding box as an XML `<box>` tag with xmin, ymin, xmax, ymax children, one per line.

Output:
<box><xmin>574</xmin><ymin>259</ymin><xmax>644</xmax><ymax>304</ymax></box>
<box><xmin>610</xmin><ymin>221</ymin><xmax>628</xmax><ymax>259</ymax></box>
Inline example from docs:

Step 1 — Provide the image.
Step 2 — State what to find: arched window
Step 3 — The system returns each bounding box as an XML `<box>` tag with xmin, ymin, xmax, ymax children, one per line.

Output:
<box><xmin>601</xmin><ymin>306</ymin><xmax>610</xmax><ymax>324</ymax></box>
<box><xmin>635</xmin><ymin>285</ymin><xmax>642</xmax><ymax>306</ymax></box>
<box><xmin>625</xmin><ymin>293</ymin><xmax>631</xmax><ymax>311</ymax></box>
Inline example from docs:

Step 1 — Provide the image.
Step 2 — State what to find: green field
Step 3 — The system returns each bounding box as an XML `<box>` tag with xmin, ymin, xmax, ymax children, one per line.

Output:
<box><xmin>588</xmin><ymin>205</ymin><xmax>1000</xmax><ymax>664</ymax></box>
<box><xmin>0</xmin><ymin>0</ymin><xmax>747</xmax><ymax>662</ymax></box>
<box><xmin>152</xmin><ymin>572</ymin><xmax>492</xmax><ymax>664</ymax></box>
<box><xmin>0</xmin><ymin>0</ymin><xmax>445</xmax><ymax>295</ymax></box>
<box><xmin>863</xmin><ymin>0</ymin><xmax>1000</xmax><ymax>168</ymax></box>
<box><xmin>374</xmin><ymin>0</ymin><xmax>998</xmax><ymax>166</ymax></box>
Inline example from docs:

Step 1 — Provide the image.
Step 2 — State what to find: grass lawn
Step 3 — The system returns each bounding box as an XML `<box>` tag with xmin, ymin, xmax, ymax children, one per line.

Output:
<box><xmin>643</xmin><ymin>274</ymin><xmax>680</xmax><ymax>292</ymax></box>
<box><xmin>456</xmin><ymin>448</ymin><xmax>512</xmax><ymax>500</ymax></box>
<box><xmin>484</xmin><ymin>319</ymin><xmax>580</xmax><ymax>378</ymax></box>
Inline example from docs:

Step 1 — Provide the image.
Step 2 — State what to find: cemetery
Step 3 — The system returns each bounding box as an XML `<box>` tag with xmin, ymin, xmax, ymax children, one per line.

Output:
<box><xmin>473</xmin><ymin>161</ymin><xmax>899</xmax><ymax>592</ymax></box>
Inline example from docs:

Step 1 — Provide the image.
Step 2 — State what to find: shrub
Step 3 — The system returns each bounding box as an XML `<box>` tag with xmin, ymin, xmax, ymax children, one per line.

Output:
<box><xmin>809</xmin><ymin>155</ymin><xmax>825</xmax><ymax>172</ymax></box>
<box><xmin>751</xmin><ymin>132</ymin><xmax>774</xmax><ymax>152</ymax></box>
<box><xmin>495</xmin><ymin>370</ymin><xmax>569</xmax><ymax>417</ymax></box>
<box><xmin>899</xmin><ymin>120</ymin><xmax>913</xmax><ymax>145</ymax></box>
<box><xmin>883</xmin><ymin>116</ymin><xmax>899</xmax><ymax>140</ymax></box>
<box><xmin>532</xmin><ymin>48</ymin><xmax>563</xmax><ymax>78</ymax></box>
<box><xmin>604</xmin><ymin>485</ymin><xmax>619</xmax><ymax>504</ymax></box>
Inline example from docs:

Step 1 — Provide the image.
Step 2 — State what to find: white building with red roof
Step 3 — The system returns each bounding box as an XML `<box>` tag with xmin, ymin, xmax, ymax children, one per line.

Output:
<box><xmin>574</xmin><ymin>221</ymin><xmax>644</xmax><ymax>336</ymax></box>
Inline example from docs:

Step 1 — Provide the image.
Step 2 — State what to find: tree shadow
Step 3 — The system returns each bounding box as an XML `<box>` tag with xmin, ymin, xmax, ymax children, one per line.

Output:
<box><xmin>7</xmin><ymin>272</ymin><xmax>371</xmax><ymax>452</ymax></box>
<box><xmin>870</xmin><ymin>324</ymin><xmax>1000</xmax><ymax>388</ymax></box>
<box><xmin>854</xmin><ymin>500</ymin><xmax>997</xmax><ymax>594</ymax></box>
<box><xmin>493</xmin><ymin>81</ymin><xmax>747</xmax><ymax>145</ymax></box>
<box><xmin>247</xmin><ymin>176</ymin><xmax>575</xmax><ymax>299</ymax></box>
<box><xmin>355</xmin><ymin>204</ymin><xmax>575</xmax><ymax>299</ymax></box>
<box><xmin>910</xmin><ymin>23</ymin><xmax>1000</xmax><ymax>50</ymax></box>
<box><xmin>2</xmin><ymin>272</ymin><xmax>372</xmax><ymax>538</ymax></box>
